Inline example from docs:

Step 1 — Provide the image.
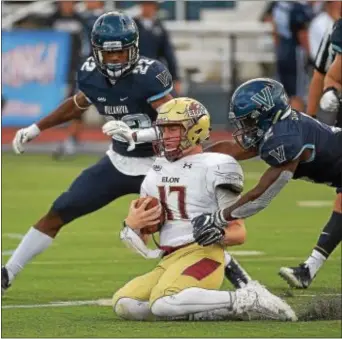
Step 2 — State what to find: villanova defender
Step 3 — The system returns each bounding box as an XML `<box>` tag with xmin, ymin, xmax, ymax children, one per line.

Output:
<box><xmin>112</xmin><ymin>97</ymin><xmax>296</xmax><ymax>322</ymax></box>
<box><xmin>2</xmin><ymin>12</ymin><xmax>249</xmax><ymax>294</ymax></box>
<box><xmin>1</xmin><ymin>12</ymin><xmax>175</xmax><ymax>294</ymax></box>
<box><xmin>193</xmin><ymin>78</ymin><xmax>342</xmax><ymax>289</ymax></box>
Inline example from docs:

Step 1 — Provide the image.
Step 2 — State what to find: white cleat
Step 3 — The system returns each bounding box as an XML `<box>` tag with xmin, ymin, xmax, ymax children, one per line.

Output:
<box><xmin>234</xmin><ymin>280</ymin><xmax>297</xmax><ymax>321</ymax></box>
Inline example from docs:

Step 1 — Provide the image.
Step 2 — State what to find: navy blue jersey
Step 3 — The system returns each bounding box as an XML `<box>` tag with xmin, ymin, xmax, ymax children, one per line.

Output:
<box><xmin>331</xmin><ymin>18</ymin><xmax>342</xmax><ymax>54</ymax></box>
<box><xmin>77</xmin><ymin>56</ymin><xmax>173</xmax><ymax>157</ymax></box>
<box><xmin>260</xmin><ymin>111</ymin><xmax>342</xmax><ymax>188</ymax></box>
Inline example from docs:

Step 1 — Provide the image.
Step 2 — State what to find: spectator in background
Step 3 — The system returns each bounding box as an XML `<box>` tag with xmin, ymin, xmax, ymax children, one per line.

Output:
<box><xmin>309</xmin><ymin>1</ymin><xmax>341</xmax><ymax>62</ymax></box>
<box><xmin>272</xmin><ymin>1</ymin><xmax>314</xmax><ymax>112</ymax></box>
<box><xmin>260</xmin><ymin>1</ymin><xmax>278</xmax><ymax>46</ymax></box>
<box><xmin>307</xmin><ymin>1</ymin><xmax>341</xmax><ymax>121</ymax></box>
<box><xmin>79</xmin><ymin>1</ymin><xmax>106</xmax><ymax>59</ymax></box>
<box><xmin>134</xmin><ymin>1</ymin><xmax>181</xmax><ymax>94</ymax></box>
<box><xmin>44</xmin><ymin>1</ymin><xmax>85</xmax><ymax>96</ymax></box>
<box><xmin>53</xmin><ymin>1</ymin><xmax>106</xmax><ymax>159</ymax></box>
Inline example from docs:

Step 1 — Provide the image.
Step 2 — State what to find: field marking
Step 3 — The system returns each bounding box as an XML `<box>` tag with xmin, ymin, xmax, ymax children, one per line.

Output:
<box><xmin>228</xmin><ymin>250</ymin><xmax>265</xmax><ymax>256</ymax></box>
<box><xmin>1</xmin><ymin>254</ymin><xmax>339</xmax><ymax>263</ymax></box>
<box><xmin>297</xmin><ymin>294</ymin><xmax>342</xmax><ymax>297</ymax></box>
<box><xmin>2</xmin><ymin>300</ymin><xmax>105</xmax><ymax>309</ymax></box>
<box><xmin>3</xmin><ymin>233</ymin><xmax>24</xmax><ymax>240</ymax></box>
<box><xmin>1</xmin><ymin>250</ymin><xmax>15</xmax><ymax>256</ymax></box>
<box><xmin>3</xmin><ymin>293</ymin><xmax>342</xmax><ymax>310</ymax></box>
<box><xmin>297</xmin><ymin>200</ymin><xmax>333</xmax><ymax>208</ymax></box>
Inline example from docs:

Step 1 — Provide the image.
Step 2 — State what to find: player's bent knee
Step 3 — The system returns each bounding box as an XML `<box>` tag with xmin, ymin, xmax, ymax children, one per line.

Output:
<box><xmin>113</xmin><ymin>298</ymin><xmax>152</xmax><ymax>321</ymax></box>
<box><xmin>150</xmin><ymin>297</ymin><xmax>172</xmax><ymax>317</ymax></box>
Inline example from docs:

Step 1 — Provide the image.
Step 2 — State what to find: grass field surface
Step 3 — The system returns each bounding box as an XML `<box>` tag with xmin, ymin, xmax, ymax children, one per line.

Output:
<box><xmin>2</xmin><ymin>154</ymin><xmax>341</xmax><ymax>337</ymax></box>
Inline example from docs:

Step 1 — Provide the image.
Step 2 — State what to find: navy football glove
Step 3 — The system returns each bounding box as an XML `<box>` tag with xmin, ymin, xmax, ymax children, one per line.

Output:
<box><xmin>192</xmin><ymin>212</ymin><xmax>226</xmax><ymax>246</ymax></box>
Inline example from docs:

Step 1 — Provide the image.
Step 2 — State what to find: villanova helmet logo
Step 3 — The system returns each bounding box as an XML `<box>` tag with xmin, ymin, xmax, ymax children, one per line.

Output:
<box><xmin>250</xmin><ymin>87</ymin><xmax>275</xmax><ymax>111</ymax></box>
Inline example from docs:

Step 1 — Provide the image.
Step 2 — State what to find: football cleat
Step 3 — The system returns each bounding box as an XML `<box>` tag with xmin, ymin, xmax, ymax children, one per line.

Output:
<box><xmin>225</xmin><ymin>257</ymin><xmax>251</xmax><ymax>289</ymax></box>
<box><xmin>279</xmin><ymin>263</ymin><xmax>312</xmax><ymax>289</ymax></box>
<box><xmin>233</xmin><ymin>281</ymin><xmax>297</xmax><ymax>321</ymax></box>
<box><xmin>1</xmin><ymin>267</ymin><xmax>11</xmax><ymax>296</ymax></box>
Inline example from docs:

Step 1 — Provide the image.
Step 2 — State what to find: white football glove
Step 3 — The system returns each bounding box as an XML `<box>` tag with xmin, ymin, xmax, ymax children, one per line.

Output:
<box><xmin>320</xmin><ymin>88</ymin><xmax>341</xmax><ymax>112</ymax></box>
<box><xmin>12</xmin><ymin>124</ymin><xmax>41</xmax><ymax>154</ymax></box>
<box><xmin>102</xmin><ymin>120</ymin><xmax>135</xmax><ymax>151</ymax></box>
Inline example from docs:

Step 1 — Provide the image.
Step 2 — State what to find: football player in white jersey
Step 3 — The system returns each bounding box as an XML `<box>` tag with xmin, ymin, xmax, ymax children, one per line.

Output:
<box><xmin>112</xmin><ymin>97</ymin><xmax>297</xmax><ymax>322</ymax></box>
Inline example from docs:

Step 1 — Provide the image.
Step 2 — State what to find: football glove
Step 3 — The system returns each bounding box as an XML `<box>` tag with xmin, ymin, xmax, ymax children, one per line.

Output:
<box><xmin>192</xmin><ymin>212</ymin><xmax>226</xmax><ymax>246</ymax></box>
<box><xmin>320</xmin><ymin>87</ymin><xmax>341</xmax><ymax>112</ymax></box>
<box><xmin>102</xmin><ymin>120</ymin><xmax>135</xmax><ymax>151</ymax></box>
<box><xmin>12</xmin><ymin>124</ymin><xmax>40</xmax><ymax>154</ymax></box>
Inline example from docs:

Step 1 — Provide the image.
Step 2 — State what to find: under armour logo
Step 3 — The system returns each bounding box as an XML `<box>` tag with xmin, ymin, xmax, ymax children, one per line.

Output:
<box><xmin>156</xmin><ymin>70</ymin><xmax>172</xmax><ymax>88</ymax></box>
<box><xmin>251</xmin><ymin>86</ymin><xmax>275</xmax><ymax>111</ymax></box>
<box><xmin>269</xmin><ymin>145</ymin><xmax>286</xmax><ymax>164</ymax></box>
<box><xmin>97</xmin><ymin>97</ymin><xmax>106</xmax><ymax>102</ymax></box>
<box><xmin>183</xmin><ymin>163</ymin><xmax>192</xmax><ymax>169</ymax></box>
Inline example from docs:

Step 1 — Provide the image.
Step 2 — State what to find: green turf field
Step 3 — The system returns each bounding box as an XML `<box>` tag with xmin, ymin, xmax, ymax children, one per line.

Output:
<box><xmin>2</xmin><ymin>154</ymin><xmax>341</xmax><ymax>338</ymax></box>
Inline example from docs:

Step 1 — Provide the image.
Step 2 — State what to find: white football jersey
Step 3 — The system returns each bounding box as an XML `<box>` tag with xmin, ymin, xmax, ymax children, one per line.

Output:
<box><xmin>141</xmin><ymin>152</ymin><xmax>244</xmax><ymax>247</ymax></box>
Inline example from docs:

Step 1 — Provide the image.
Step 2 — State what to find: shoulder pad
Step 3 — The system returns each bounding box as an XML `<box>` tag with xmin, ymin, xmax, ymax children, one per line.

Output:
<box><xmin>260</xmin><ymin>131</ymin><xmax>303</xmax><ymax>167</ymax></box>
<box><xmin>77</xmin><ymin>57</ymin><xmax>97</xmax><ymax>89</ymax></box>
<box><xmin>133</xmin><ymin>58</ymin><xmax>173</xmax><ymax>103</ymax></box>
<box><xmin>206</xmin><ymin>154</ymin><xmax>244</xmax><ymax>194</ymax></box>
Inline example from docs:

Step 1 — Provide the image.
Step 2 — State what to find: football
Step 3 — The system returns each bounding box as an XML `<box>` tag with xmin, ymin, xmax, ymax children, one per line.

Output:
<box><xmin>136</xmin><ymin>196</ymin><xmax>165</xmax><ymax>234</ymax></box>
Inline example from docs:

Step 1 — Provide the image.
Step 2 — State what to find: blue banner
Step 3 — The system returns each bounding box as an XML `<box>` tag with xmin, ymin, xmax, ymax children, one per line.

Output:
<box><xmin>2</xmin><ymin>30</ymin><xmax>71</xmax><ymax>126</ymax></box>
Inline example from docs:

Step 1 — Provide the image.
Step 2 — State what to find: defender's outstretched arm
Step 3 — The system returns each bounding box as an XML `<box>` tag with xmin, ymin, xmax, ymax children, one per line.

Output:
<box><xmin>222</xmin><ymin>159</ymin><xmax>300</xmax><ymax>221</ymax></box>
<box><xmin>205</xmin><ymin>140</ymin><xmax>258</xmax><ymax>161</ymax></box>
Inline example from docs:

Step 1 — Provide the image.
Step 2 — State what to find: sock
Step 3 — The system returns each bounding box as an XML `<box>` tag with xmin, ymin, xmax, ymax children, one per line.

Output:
<box><xmin>304</xmin><ymin>249</ymin><xmax>326</xmax><ymax>278</ymax></box>
<box><xmin>224</xmin><ymin>251</ymin><xmax>232</xmax><ymax>266</ymax></box>
<box><xmin>5</xmin><ymin>227</ymin><xmax>53</xmax><ymax>283</ymax></box>
<box><xmin>151</xmin><ymin>287</ymin><xmax>234</xmax><ymax>317</ymax></box>
<box><xmin>224</xmin><ymin>251</ymin><xmax>251</xmax><ymax>288</ymax></box>
<box><xmin>114</xmin><ymin>297</ymin><xmax>235</xmax><ymax>321</ymax></box>
<box><xmin>312</xmin><ymin>211</ymin><xmax>342</xmax><ymax>260</ymax></box>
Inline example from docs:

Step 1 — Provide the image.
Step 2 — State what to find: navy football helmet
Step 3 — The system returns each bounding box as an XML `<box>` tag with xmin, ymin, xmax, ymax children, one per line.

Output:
<box><xmin>91</xmin><ymin>12</ymin><xmax>139</xmax><ymax>80</ymax></box>
<box><xmin>228</xmin><ymin>78</ymin><xmax>290</xmax><ymax>149</ymax></box>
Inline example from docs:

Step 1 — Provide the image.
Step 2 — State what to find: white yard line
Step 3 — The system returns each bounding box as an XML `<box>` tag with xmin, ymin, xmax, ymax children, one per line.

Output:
<box><xmin>3</xmin><ymin>233</ymin><xmax>24</xmax><ymax>240</ymax></box>
<box><xmin>3</xmin><ymin>293</ymin><xmax>342</xmax><ymax>310</ymax></box>
<box><xmin>229</xmin><ymin>250</ymin><xmax>265</xmax><ymax>256</ymax></box>
<box><xmin>297</xmin><ymin>201</ymin><xmax>333</xmax><ymax>207</ymax></box>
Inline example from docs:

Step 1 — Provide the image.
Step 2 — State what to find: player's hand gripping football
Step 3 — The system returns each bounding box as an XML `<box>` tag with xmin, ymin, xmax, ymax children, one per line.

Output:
<box><xmin>125</xmin><ymin>198</ymin><xmax>162</xmax><ymax>230</ymax></box>
<box><xmin>102</xmin><ymin>120</ymin><xmax>136</xmax><ymax>151</ymax></box>
<box><xmin>12</xmin><ymin>124</ymin><xmax>41</xmax><ymax>154</ymax></box>
<box><xmin>192</xmin><ymin>211</ymin><xmax>227</xmax><ymax>246</ymax></box>
<box><xmin>320</xmin><ymin>87</ymin><xmax>341</xmax><ymax>112</ymax></box>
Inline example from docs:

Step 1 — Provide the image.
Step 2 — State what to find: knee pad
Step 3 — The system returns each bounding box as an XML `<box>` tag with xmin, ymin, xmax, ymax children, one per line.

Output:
<box><xmin>114</xmin><ymin>298</ymin><xmax>152</xmax><ymax>321</ymax></box>
<box><xmin>150</xmin><ymin>297</ymin><xmax>169</xmax><ymax>317</ymax></box>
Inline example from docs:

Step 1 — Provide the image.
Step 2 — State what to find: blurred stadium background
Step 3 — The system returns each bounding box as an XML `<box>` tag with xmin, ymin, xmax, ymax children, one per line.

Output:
<box><xmin>2</xmin><ymin>0</ymin><xmax>282</xmax><ymax>153</ymax></box>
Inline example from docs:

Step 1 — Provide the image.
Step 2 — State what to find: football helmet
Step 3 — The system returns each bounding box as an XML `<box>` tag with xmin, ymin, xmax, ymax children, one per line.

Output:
<box><xmin>228</xmin><ymin>78</ymin><xmax>290</xmax><ymax>149</ymax></box>
<box><xmin>153</xmin><ymin>97</ymin><xmax>211</xmax><ymax>161</ymax></box>
<box><xmin>91</xmin><ymin>11</ymin><xmax>139</xmax><ymax>80</ymax></box>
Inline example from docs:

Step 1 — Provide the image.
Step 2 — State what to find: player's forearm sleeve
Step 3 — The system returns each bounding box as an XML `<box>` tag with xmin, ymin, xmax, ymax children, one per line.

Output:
<box><xmin>135</xmin><ymin>127</ymin><xmax>157</xmax><ymax>143</ymax></box>
<box><xmin>230</xmin><ymin>170</ymin><xmax>293</xmax><ymax>219</ymax></box>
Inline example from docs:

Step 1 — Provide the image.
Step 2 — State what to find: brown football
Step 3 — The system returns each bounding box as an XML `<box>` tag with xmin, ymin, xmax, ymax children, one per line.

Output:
<box><xmin>135</xmin><ymin>196</ymin><xmax>165</xmax><ymax>235</ymax></box>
